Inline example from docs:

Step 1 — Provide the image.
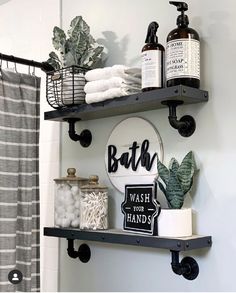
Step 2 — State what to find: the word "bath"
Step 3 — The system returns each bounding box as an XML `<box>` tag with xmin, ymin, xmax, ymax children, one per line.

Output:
<box><xmin>107</xmin><ymin>139</ymin><xmax>157</xmax><ymax>173</ymax></box>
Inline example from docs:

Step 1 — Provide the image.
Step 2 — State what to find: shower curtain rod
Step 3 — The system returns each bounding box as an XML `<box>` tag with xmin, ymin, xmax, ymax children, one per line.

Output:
<box><xmin>0</xmin><ymin>52</ymin><xmax>54</xmax><ymax>72</ymax></box>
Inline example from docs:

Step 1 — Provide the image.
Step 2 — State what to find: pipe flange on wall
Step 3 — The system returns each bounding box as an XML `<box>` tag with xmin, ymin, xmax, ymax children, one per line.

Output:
<box><xmin>64</xmin><ymin>118</ymin><xmax>92</xmax><ymax>147</ymax></box>
<box><xmin>171</xmin><ymin>250</ymin><xmax>199</xmax><ymax>280</ymax></box>
<box><xmin>67</xmin><ymin>239</ymin><xmax>91</xmax><ymax>263</ymax></box>
<box><xmin>161</xmin><ymin>100</ymin><xmax>196</xmax><ymax>137</ymax></box>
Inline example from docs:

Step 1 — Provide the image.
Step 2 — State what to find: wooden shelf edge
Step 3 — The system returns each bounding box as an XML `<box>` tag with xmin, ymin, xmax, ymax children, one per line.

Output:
<box><xmin>44</xmin><ymin>227</ymin><xmax>212</xmax><ymax>252</ymax></box>
<box><xmin>44</xmin><ymin>85</ymin><xmax>209</xmax><ymax>122</ymax></box>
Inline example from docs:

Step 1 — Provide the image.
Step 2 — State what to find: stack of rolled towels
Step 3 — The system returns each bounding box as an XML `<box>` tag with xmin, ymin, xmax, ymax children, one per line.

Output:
<box><xmin>84</xmin><ymin>65</ymin><xmax>141</xmax><ymax>104</ymax></box>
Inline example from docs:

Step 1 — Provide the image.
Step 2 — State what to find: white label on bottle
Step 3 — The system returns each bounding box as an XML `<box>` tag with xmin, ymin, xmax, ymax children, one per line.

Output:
<box><xmin>166</xmin><ymin>39</ymin><xmax>200</xmax><ymax>80</ymax></box>
<box><xmin>141</xmin><ymin>50</ymin><xmax>162</xmax><ymax>88</ymax></box>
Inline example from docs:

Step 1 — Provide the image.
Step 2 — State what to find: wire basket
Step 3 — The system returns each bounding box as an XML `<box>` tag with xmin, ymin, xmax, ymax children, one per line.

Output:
<box><xmin>46</xmin><ymin>65</ymin><xmax>88</xmax><ymax>109</ymax></box>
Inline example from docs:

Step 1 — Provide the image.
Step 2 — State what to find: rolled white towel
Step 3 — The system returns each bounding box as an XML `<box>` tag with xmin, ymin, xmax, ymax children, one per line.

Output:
<box><xmin>85</xmin><ymin>87</ymin><xmax>140</xmax><ymax>104</ymax></box>
<box><xmin>84</xmin><ymin>76</ymin><xmax>141</xmax><ymax>94</ymax></box>
<box><xmin>85</xmin><ymin>65</ymin><xmax>141</xmax><ymax>81</ymax></box>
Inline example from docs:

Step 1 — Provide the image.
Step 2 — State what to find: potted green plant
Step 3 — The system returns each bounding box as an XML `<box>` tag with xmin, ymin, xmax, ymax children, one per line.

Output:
<box><xmin>47</xmin><ymin>16</ymin><xmax>104</xmax><ymax>107</ymax></box>
<box><xmin>155</xmin><ymin>151</ymin><xmax>196</xmax><ymax>237</ymax></box>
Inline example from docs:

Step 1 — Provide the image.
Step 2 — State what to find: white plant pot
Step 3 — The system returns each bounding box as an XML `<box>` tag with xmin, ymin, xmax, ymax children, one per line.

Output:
<box><xmin>158</xmin><ymin>208</ymin><xmax>192</xmax><ymax>237</ymax></box>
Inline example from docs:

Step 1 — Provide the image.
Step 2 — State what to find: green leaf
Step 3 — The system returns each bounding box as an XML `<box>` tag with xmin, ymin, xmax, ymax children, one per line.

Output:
<box><xmin>49</xmin><ymin>16</ymin><xmax>104</xmax><ymax>69</ymax></box>
<box><xmin>166</xmin><ymin>170</ymin><xmax>185</xmax><ymax>209</ymax></box>
<box><xmin>81</xmin><ymin>45</ymin><xmax>104</xmax><ymax>68</ymax></box>
<box><xmin>169</xmin><ymin>158</ymin><xmax>179</xmax><ymax>174</ymax></box>
<box><xmin>47</xmin><ymin>51</ymin><xmax>61</xmax><ymax>70</ymax></box>
<box><xmin>157</xmin><ymin>157</ymin><xmax>170</xmax><ymax>186</ymax></box>
<box><xmin>52</xmin><ymin>27</ymin><xmax>66</xmax><ymax>53</ymax></box>
<box><xmin>177</xmin><ymin>151</ymin><xmax>196</xmax><ymax>194</ymax></box>
<box><xmin>158</xmin><ymin>181</ymin><xmax>166</xmax><ymax>197</ymax></box>
<box><xmin>67</xmin><ymin>16</ymin><xmax>91</xmax><ymax>62</ymax></box>
<box><xmin>64</xmin><ymin>51</ymin><xmax>77</xmax><ymax>67</ymax></box>
<box><xmin>68</xmin><ymin>16</ymin><xmax>90</xmax><ymax>38</ymax></box>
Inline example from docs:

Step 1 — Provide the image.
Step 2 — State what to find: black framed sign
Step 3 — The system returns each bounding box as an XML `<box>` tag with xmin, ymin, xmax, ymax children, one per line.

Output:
<box><xmin>121</xmin><ymin>184</ymin><xmax>160</xmax><ymax>235</ymax></box>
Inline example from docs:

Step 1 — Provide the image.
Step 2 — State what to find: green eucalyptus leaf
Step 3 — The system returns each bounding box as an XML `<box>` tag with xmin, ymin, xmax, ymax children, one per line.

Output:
<box><xmin>165</xmin><ymin>170</ymin><xmax>185</xmax><ymax>209</ymax></box>
<box><xmin>177</xmin><ymin>151</ymin><xmax>196</xmax><ymax>194</ymax></box>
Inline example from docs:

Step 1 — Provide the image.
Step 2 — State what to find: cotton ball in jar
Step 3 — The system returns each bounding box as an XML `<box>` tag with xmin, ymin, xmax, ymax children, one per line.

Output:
<box><xmin>71</xmin><ymin>218</ymin><xmax>80</xmax><ymax>227</ymax></box>
<box><xmin>71</xmin><ymin>186</ymin><xmax>79</xmax><ymax>196</ymax></box>
<box><xmin>66</xmin><ymin>198</ymin><xmax>74</xmax><ymax>206</ymax></box>
<box><xmin>61</xmin><ymin>218</ymin><xmax>70</xmax><ymax>228</ymax></box>
<box><xmin>66</xmin><ymin>205</ymin><xmax>75</xmax><ymax>213</ymax></box>
<box><xmin>65</xmin><ymin>190</ymin><xmax>73</xmax><ymax>201</ymax></box>
<box><xmin>75</xmin><ymin>200</ymin><xmax>80</xmax><ymax>209</ymax></box>
<box><xmin>57</xmin><ymin>190</ymin><xmax>65</xmax><ymax>203</ymax></box>
<box><xmin>66</xmin><ymin>212</ymin><xmax>75</xmax><ymax>222</ymax></box>
<box><xmin>55</xmin><ymin>217</ymin><xmax>62</xmax><ymax>227</ymax></box>
<box><xmin>74</xmin><ymin>209</ymin><xmax>80</xmax><ymax>217</ymax></box>
<box><xmin>56</xmin><ymin>206</ymin><xmax>65</xmax><ymax>215</ymax></box>
<box><xmin>62</xmin><ymin>183</ymin><xmax>71</xmax><ymax>191</ymax></box>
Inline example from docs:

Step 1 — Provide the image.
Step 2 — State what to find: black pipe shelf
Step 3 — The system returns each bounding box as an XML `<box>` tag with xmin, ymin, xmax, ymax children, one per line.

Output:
<box><xmin>44</xmin><ymin>227</ymin><xmax>211</xmax><ymax>280</ymax></box>
<box><xmin>44</xmin><ymin>227</ymin><xmax>212</xmax><ymax>252</ymax></box>
<box><xmin>44</xmin><ymin>85</ymin><xmax>208</xmax><ymax>122</ymax></box>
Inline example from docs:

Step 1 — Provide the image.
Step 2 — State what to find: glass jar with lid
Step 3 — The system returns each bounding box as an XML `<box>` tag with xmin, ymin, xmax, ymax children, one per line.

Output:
<box><xmin>80</xmin><ymin>175</ymin><xmax>108</xmax><ymax>230</ymax></box>
<box><xmin>54</xmin><ymin>168</ymin><xmax>88</xmax><ymax>228</ymax></box>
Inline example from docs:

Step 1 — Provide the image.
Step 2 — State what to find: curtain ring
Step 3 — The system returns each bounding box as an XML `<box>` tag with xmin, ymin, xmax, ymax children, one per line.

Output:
<box><xmin>14</xmin><ymin>58</ymin><xmax>17</xmax><ymax>73</ymax></box>
<box><xmin>32</xmin><ymin>66</ymin><xmax>35</xmax><ymax>76</ymax></box>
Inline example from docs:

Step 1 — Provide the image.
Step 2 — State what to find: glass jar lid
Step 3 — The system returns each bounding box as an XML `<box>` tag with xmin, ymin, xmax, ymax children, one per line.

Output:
<box><xmin>54</xmin><ymin>168</ymin><xmax>88</xmax><ymax>183</ymax></box>
<box><xmin>80</xmin><ymin>175</ymin><xmax>108</xmax><ymax>191</ymax></box>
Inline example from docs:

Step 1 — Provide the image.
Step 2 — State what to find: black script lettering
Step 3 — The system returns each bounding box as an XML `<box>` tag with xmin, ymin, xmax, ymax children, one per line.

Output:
<box><xmin>108</xmin><ymin>145</ymin><xmax>118</xmax><ymax>172</ymax></box>
<box><xmin>107</xmin><ymin>139</ymin><xmax>157</xmax><ymax>173</ymax></box>
<box><xmin>129</xmin><ymin>141</ymin><xmax>139</xmax><ymax>170</ymax></box>
<box><xmin>140</xmin><ymin>140</ymin><xmax>157</xmax><ymax>171</ymax></box>
<box><xmin>119</xmin><ymin>152</ymin><xmax>131</xmax><ymax>168</ymax></box>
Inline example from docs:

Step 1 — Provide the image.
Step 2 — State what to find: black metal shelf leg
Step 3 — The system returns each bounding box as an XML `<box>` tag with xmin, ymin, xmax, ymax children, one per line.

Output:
<box><xmin>162</xmin><ymin>100</ymin><xmax>196</xmax><ymax>137</ymax></box>
<box><xmin>67</xmin><ymin>239</ymin><xmax>91</xmax><ymax>263</ymax></box>
<box><xmin>64</xmin><ymin>118</ymin><xmax>92</xmax><ymax>147</ymax></box>
<box><xmin>170</xmin><ymin>250</ymin><xmax>199</xmax><ymax>280</ymax></box>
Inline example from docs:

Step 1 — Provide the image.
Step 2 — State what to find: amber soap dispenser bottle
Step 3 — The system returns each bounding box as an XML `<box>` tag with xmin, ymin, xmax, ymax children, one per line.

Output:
<box><xmin>166</xmin><ymin>1</ymin><xmax>200</xmax><ymax>88</ymax></box>
<box><xmin>141</xmin><ymin>22</ymin><xmax>165</xmax><ymax>91</ymax></box>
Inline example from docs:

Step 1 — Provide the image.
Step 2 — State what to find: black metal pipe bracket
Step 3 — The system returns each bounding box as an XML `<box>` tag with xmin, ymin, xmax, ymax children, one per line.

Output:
<box><xmin>162</xmin><ymin>100</ymin><xmax>196</xmax><ymax>137</ymax></box>
<box><xmin>67</xmin><ymin>239</ymin><xmax>91</xmax><ymax>263</ymax></box>
<box><xmin>171</xmin><ymin>250</ymin><xmax>199</xmax><ymax>280</ymax></box>
<box><xmin>64</xmin><ymin>118</ymin><xmax>92</xmax><ymax>147</ymax></box>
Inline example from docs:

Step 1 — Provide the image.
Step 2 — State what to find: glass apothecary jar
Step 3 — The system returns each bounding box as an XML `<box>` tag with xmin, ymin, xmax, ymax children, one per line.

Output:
<box><xmin>54</xmin><ymin>168</ymin><xmax>88</xmax><ymax>228</ymax></box>
<box><xmin>80</xmin><ymin>175</ymin><xmax>108</xmax><ymax>230</ymax></box>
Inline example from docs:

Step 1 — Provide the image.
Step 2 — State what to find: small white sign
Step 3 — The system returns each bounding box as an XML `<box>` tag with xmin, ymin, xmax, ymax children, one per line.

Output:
<box><xmin>105</xmin><ymin>117</ymin><xmax>164</xmax><ymax>193</ymax></box>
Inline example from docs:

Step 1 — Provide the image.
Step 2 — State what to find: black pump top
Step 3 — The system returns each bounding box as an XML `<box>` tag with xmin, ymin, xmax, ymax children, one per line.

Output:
<box><xmin>145</xmin><ymin>21</ymin><xmax>159</xmax><ymax>44</ymax></box>
<box><xmin>170</xmin><ymin>1</ymin><xmax>189</xmax><ymax>28</ymax></box>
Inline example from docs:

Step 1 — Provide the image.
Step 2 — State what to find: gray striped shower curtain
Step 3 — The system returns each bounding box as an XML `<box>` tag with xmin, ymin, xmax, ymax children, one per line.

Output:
<box><xmin>0</xmin><ymin>70</ymin><xmax>40</xmax><ymax>292</ymax></box>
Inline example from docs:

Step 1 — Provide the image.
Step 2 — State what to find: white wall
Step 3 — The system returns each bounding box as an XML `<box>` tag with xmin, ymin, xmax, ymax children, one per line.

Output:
<box><xmin>0</xmin><ymin>0</ymin><xmax>60</xmax><ymax>291</ymax></box>
<box><xmin>58</xmin><ymin>0</ymin><xmax>236</xmax><ymax>291</ymax></box>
